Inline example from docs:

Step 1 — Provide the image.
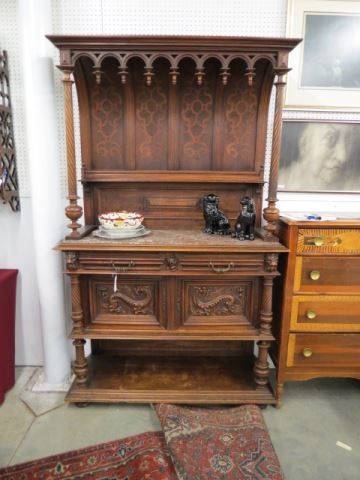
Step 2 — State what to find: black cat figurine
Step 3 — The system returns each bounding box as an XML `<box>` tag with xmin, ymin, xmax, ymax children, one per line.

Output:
<box><xmin>202</xmin><ymin>193</ymin><xmax>231</xmax><ymax>235</ymax></box>
<box><xmin>232</xmin><ymin>196</ymin><xmax>256</xmax><ymax>241</ymax></box>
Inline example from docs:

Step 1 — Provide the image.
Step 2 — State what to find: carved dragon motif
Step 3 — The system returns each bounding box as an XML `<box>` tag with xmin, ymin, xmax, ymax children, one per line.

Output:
<box><xmin>100</xmin><ymin>286</ymin><xmax>152</xmax><ymax>314</ymax></box>
<box><xmin>191</xmin><ymin>286</ymin><xmax>244</xmax><ymax>316</ymax></box>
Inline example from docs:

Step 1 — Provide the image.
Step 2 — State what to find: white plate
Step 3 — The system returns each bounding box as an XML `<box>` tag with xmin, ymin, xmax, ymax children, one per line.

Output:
<box><xmin>99</xmin><ymin>225</ymin><xmax>145</xmax><ymax>238</ymax></box>
<box><xmin>93</xmin><ymin>227</ymin><xmax>151</xmax><ymax>240</ymax></box>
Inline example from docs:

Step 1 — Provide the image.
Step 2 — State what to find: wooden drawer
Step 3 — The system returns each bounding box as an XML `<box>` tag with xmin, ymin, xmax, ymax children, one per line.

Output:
<box><xmin>78</xmin><ymin>252</ymin><xmax>164</xmax><ymax>273</ymax></box>
<box><xmin>286</xmin><ymin>333</ymin><xmax>360</xmax><ymax>368</ymax></box>
<box><xmin>297</xmin><ymin>228</ymin><xmax>360</xmax><ymax>255</ymax></box>
<box><xmin>179</xmin><ymin>253</ymin><xmax>265</xmax><ymax>274</ymax></box>
<box><xmin>75</xmin><ymin>252</ymin><xmax>267</xmax><ymax>275</ymax></box>
<box><xmin>294</xmin><ymin>256</ymin><xmax>360</xmax><ymax>293</ymax></box>
<box><xmin>290</xmin><ymin>295</ymin><xmax>360</xmax><ymax>332</ymax></box>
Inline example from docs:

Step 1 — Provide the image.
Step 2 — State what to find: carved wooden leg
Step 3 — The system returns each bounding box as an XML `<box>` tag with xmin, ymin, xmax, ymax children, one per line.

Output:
<box><xmin>73</xmin><ymin>339</ymin><xmax>88</xmax><ymax>387</ymax></box>
<box><xmin>254</xmin><ymin>340</ymin><xmax>270</xmax><ymax>388</ymax></box>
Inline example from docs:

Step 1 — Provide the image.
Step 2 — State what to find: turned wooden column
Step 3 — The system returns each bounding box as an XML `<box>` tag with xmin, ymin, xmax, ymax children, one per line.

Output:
<box><xmin>263</xmin><ymin>70</ymin><xmax>287</xmax><ymax>241</ymax></box>
<box><xmin>73</xmin><ymin>339</ymin><xmax>88</xmax><ymax>386</ymax></box>
<box><xmin>62</xmin><ymin>69</ymin><xmax>83</xmax><ymax>239</ymax></box>
<box><xmin>70</xmin><ymin>275</ymin><xmax>84</xmax><ymax>335</ymax></box>
<box><xmin>254</xmin><ymin>270</ymin><xmax>276</xmax><ymax>388</ymax></box>
<box><xmin>254</xmin><ymin>340</ymin><xmax>271</xmax><ymax>388</ymax></box>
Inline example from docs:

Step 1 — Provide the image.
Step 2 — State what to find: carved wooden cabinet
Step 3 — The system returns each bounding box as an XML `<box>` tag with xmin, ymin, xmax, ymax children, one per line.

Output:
<box><xmin>49</xmin><ymin>35</ymin><xmax>300</xmax><ymax>405</ymax></box>
<box><xmin>273</xmin><ymin>217</ymin><xmax>360</xmax><ymax>406</ymax></box>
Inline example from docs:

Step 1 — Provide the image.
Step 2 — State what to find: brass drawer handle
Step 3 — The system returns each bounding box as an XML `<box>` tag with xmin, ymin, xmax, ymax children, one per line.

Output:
<box><xmin>208</xmin><ymin>261</ymin><xmax>234</xmax><ymax>273</ymax></box>
<box><xmin>314</xmin><ymin>237</ymin><xmax>324</xmax><ymax>246</ymax></box>
<box><xmin>302</xmin><ymin>348</ymin><xmax>313</xmax><ymax>358</ymax></box>
<box><xmin>306</xmin><ymin>310</ymin><xmax>317</xmax><ymax>320</ymax></box>
<box><xmin>309</xmin><ymin>270</ymin><xmax>321</xmax><ymax>281</ymax></box>
<box><xmin>111</xmin><ymin>260</ymin><xmax>135</xmax><ymax>272</ymax></box>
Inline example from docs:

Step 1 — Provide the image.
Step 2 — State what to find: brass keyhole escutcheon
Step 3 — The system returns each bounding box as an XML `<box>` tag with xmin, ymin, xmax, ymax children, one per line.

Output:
<box><xmin>309</xmin><ymin>270</ymin><xmax>321</xmax><ymax>281</ymax></box>
<box><xmin>314</xmin><ymin>237</ymin><xmax>324</xmax><ymax>246</ymax></box>
<box><xmin>302</xmin><ymin>348</ymin><xmax>313</xmax><ymax>358</ymax></box>
<box><xmin>306</xmin><ymin>310</ymin><xmax>317</xmax><ymax>320</ymax></box>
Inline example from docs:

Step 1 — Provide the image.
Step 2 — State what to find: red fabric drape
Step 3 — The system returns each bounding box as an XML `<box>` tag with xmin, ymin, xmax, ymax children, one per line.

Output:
<box><xmin>0</xmin><ymin>269</ymin><xmax>18</xmax><ymax>404</ymax></box>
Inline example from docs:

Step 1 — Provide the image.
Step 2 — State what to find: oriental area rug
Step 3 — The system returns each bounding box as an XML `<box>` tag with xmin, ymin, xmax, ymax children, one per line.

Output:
<box><xmin>0</xmin><ymin>405</ymin><xmax>283</xmax><ymax>480</ymax></box>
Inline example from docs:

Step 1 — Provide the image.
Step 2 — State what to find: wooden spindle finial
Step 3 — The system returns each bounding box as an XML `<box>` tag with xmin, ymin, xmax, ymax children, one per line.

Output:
<box><xmin>118</xmin><ymin>67</ymin><xmax>128</xmax><ymax>85</ymax></box>
<box><xmin>220</xmin><ymin>68</ymin><xmax>230</xmax><ymax>85</ymax></box>
<box><xmin>93</xmin><ymin>68</ymin><xmax>103</xmax><ymax>85</ymax></box>
<box><xmin>245</xmin><ymin>68</ymin><xmax>255</xmax><ymax>86</ymax></box>
<box><xmin>144</xmin><ymin>67</ymin><xmax>154</xmax><ymax>86</ymax></box>
<box><xmin>195</xmin><ymin>68</ymin><xmax>205</xmax><ymax>86</ymax></box>
<box><xmin>169</xmin><ymin>67</ymin><xmax>179</xmax><ymax>86</ymax></box>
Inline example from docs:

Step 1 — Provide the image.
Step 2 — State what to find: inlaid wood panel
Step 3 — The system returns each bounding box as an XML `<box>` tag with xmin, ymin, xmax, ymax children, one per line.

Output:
<box><xmin>132</xmin><ymin>58</ymin><xmax>169</xmax><ymax>170</ymax></box>
<box><xmin>88</xmin><ymin>277</ymin><xmax>165</xmax><ymax>327</ymax></box>
<box><xmin>294</xmin><ymin>256</ymin><xmax>360</xmax><ymax>293</ymax></box>
<box><xmin>286</xmin><ymin>333</ymin><xmax>360</xmax><ymax>368</ymax></box>
<box><xmin>290</xmin><ymin>295</ymin><xmax>360</xmax><ymax>332</ymax></box>
<box><xmin>297</xmin><ymin>228</ymin><xmax>360</xmax><ymax>255</ymax></box>
<box><xmin>80</xmin><ymin>58</ymin><xmax>126</xmax><ymax>170</ymax></box>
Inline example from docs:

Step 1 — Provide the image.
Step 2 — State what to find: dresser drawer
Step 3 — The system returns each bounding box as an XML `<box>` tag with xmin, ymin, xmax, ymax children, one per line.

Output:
<box><xmin>73</xmin><ymin>252</ymin><xmax>268</xmax><ymax>275</ymax></box>
<box><xmin>290</xmin><ymin>295</ymin><xmax>360</xmax><ymax>332</ymax></box>
<box><xmin>179</xmin><ymin>253</ymin><xmax>265</xmax><ymax>274</ymax></box>
<box><xmin>297</xmin><ymin>228</ymin><xmax>360</xmax><ymax>255</ymax></box>
<box><xmin>286</xmin><ymin>333</ymin><xmax>360</xmax><ymax>368</ymax></box>
<box><xmin>78</xmin><ymin>252</ymin><xmax>164</xmax><ymax>273</ymax></box>
<box><xmin>294</xmin><ymin>256</ymin><xmax>360</xmax><ymax>293</ymax></box>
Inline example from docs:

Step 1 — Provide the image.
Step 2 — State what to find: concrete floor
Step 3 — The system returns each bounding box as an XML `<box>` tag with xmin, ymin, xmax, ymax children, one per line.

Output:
<box><xmin>0</xmin><ymin>368</ymin><xmax>360</xmax><ymax>479</ymax></box>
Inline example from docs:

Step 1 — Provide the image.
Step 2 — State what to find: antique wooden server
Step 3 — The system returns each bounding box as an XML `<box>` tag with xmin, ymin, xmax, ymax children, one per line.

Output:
<box><xmin>48</xmin><ymin>35</ymin><xmax>300</xmax><ymax>405</ymax></box>
<box><xmin>273</xmin><ymin>217</ymin><xmax>360</xmax><ymax>407</ymax></box>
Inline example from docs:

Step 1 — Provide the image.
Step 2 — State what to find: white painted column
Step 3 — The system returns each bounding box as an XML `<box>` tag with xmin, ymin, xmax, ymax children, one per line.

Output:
<box><xmin>18</xmin><ymin>0</ymin><xmax>71</xmax><ymax>385</ymax></box>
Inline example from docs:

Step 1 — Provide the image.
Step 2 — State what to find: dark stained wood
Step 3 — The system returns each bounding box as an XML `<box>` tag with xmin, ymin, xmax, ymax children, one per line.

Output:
<box><xmin>273</xmin><ymin>219</ymin><xmax>360</xmax><ymax>407</ymax></box>
<box><xmin>65</xmin><ymin>354</ymin><xmax>276</xmax><ymax>404</ymax></box>
<box><xmin>48</xmin><ymin>35</ymin><xmax>299</xmax><ymax>405</ymax></box>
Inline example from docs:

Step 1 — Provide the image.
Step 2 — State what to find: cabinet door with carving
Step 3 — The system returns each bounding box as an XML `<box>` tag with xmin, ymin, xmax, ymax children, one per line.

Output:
<box><xmin>85</xmin><ymin>276</ymin><xmax>167</xmax><ymax>331</ymax></box>
<box><xmin>175</xmin><ymin>277</ymin><xmax>259</xmax><ymax>330</ymax></box>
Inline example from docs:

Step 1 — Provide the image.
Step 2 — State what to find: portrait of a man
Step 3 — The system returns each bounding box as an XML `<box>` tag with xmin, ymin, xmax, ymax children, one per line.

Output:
<box><xmin>278</xmin><ymin>121</ymin><xmax>360</xmax><ymax>191</ymax></box>
<box><xmin>301</xmin><ymin>14</ymin><xmax>360</xmax><ymax>88</ymax></box>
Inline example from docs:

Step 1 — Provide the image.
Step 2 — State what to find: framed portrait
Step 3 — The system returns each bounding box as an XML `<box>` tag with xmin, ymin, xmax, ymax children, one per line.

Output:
<box><xmin>286</xmin><ymin>0</ymin><xmax>360</xmax><ymax>110</ymax></box>
<box><xmin>278</xmin><ymin>120</ymin><xmax>360</xmax><ymax>192</ymax></box>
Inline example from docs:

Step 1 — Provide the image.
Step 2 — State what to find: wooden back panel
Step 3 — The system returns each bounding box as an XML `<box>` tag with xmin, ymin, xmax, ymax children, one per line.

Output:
<box><xmin>76</xmin><ymin>56</ymin><xmax>272</xmax><ymax>175</ymax></box>
<box><xmin>84</xmin><ymin>183</ymin><xmax>262</xmax><ymax>229</ymax></box>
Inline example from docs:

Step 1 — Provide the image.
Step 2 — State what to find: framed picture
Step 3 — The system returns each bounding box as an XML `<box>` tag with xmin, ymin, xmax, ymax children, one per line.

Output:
<box><xmin>286</xmin><ymin>0</ymin><xmax>360</xmax><ymax>110</ymax></box>
<box><xmin>278</xmin><ymin>120</ymin><xmax>360</xmax><ymax>192</ymax></box>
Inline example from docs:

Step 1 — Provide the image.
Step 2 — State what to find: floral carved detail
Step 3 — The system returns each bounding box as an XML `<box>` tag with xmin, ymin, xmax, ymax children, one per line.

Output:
<box><xmin>66</xmin><ymin>252</ymin><xmax>79</xmax><ymax>271</ymax></box>
<box><xmin>265</xmin><ymin>253</ymin><xmax>278</xmax><ymax>272</ymax></box>
<box><xmin>99</xmin><ymin>285</ymin><xmax>153</xmax><ymax>314</ymax></box>
<box><xmin>190</xmin><ymin>286</ymin><xmax>245</xmax><ymax>316</ymax></box>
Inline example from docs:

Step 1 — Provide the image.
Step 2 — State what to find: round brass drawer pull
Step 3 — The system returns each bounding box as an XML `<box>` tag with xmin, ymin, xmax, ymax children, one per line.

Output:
<box><xmin>314</xmin><ymin>237</ymin><xmax>324</xmax><ymax>246</ymax></box>
<box><xmin>306</xmin><ymin>310</ymin><xmax>317</xmax><ymax>320</ymax></box>
<box><xmin>302</xmin><ymin>348</ymin><xmax>313</xmax><ymax>358</ymax></box>
<box><xmin>309</xmin><ymin>270</ymin><xmax>321</xmax><ymax>281</ymax></box>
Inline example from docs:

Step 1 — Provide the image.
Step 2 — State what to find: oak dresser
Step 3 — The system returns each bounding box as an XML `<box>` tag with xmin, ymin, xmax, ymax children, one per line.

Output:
<box><xmin>273</xmin><ymin>216</ymin><xmax>360</xmax><ymax>406</ymax></box>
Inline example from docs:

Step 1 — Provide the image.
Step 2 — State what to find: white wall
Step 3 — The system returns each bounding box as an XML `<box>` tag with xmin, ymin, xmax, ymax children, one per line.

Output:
<box><xmin>0</xmin><ymin>0</ymin><xmax>359</xmax><ymax>368</ymax></box>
